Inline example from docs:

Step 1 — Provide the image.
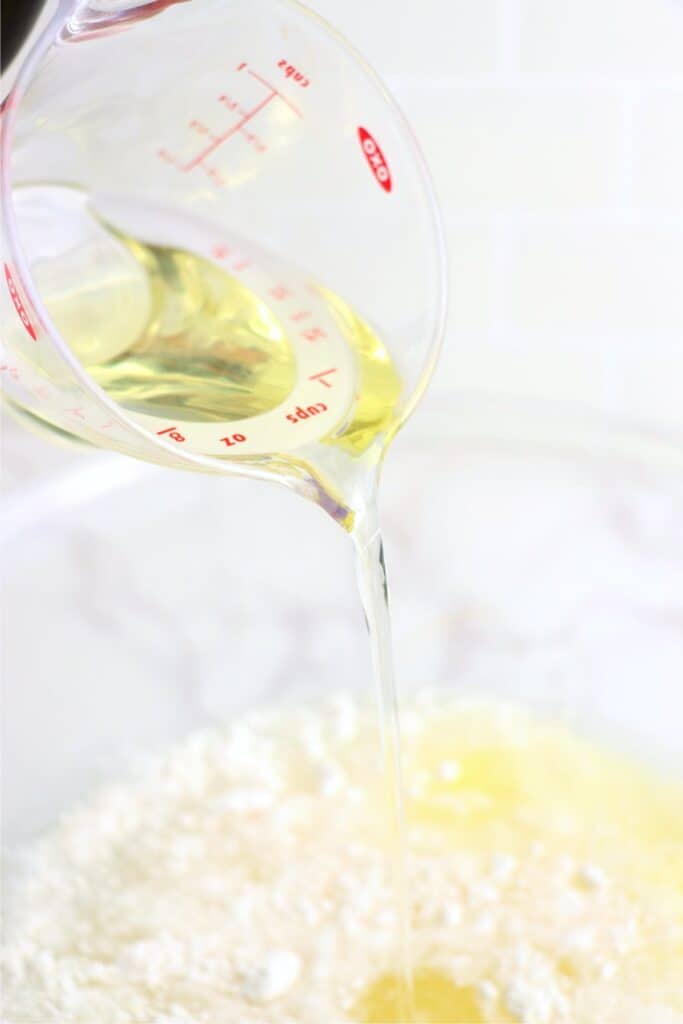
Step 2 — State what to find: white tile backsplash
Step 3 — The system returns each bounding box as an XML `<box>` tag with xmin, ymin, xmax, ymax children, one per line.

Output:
<box><xmin>521</xmin><ymin>0</ymin><xmax>683</xmax><ymax>76</ymax></box>
<box><xmin>308</xmin><ymin>0</ymin><xmax>501</xmax><ymax>77</ymax></box>
<box><xmin>633</xmin><ymin>89</ymin><xmax>683</xmax><ymax>208</ymax></box>
<box><xmin>509</xmin><ymin>225</ymin><xmax>683</xmax><ymax>333</ymax></box>
<box><xmin>447</xmin><ymin>227</ymin><xmax>496</xmax><ymax>333</ymax></box>
<box><xmin>401</xmin><ymin>86</ymin><xmax>623</xmax><ymax>210</ymax></box>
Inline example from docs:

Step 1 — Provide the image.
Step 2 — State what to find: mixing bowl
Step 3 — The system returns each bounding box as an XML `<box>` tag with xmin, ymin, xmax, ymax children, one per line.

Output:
<box><xmin>3</xmin><ymin>397</ymin><xmax>682</xmax><ymax>860</ymax></box>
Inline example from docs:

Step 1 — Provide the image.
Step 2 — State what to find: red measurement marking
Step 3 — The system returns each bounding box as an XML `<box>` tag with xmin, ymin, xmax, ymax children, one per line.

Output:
<box><xmin>185</xmin><ymin>90</ymin><xmax>277</xmax><ymax>171</ymax></box>
<box><xmin>204</xmin><ymin>165</ymin><xmax>226</xmax><ymax>186</ymax></box>
<box><xmin>212</xmin><ymin>244</ymin><xmax>230</xmax><ymax>260</ymax></box>
<box><xmin>189</xmin><ymin>119</ymin><xmax>212</xmax><ymax>136</ymax></box>
<box><xmin>157</xmin><ymin>425</ymin><xmax>186</xmax><ymax>442</ymax></box>
<box><xmin>277</xmin><ymin>59</ymin><xmax>310</xmax><ymax>89</ymax></box>
<box><xmin>309</xmin><ymin>368</ymin><xmax>338</xmax><ymax>388</ymax></box>
<box><xmin>164</xmin><ymin>64</ymin><xmax>303</xmax><ymax>180</ymax></box>
<box><xmin>247</xmin><ymin>68</ymin><xmax>303</xmax><ymax>118</ymax></box>
<box><xmin>290</xmin><ymin>309</ymin><xmax>312</xmax><ymax>322</ymax></box>
<box><xmin>301</xmin><ymin>326</ymin><xmax>327</xmax><ymax>342</ymax></box>
<box><xmin>100</xmin><ymin>419</ymin><xmax>115</xmax><ymax>430</ymax></box>
<box><xmin>269</xmin><ymin>285</ymin><xmax>292</xmax><ymax>301</ymax></box>
<box><xmin>232</xmin><ymin>259</ymin><xmax>250</xmax><ymax>272</ymax></box>
<box><xmin>240</xmin><ymin>126</ymin><xmax>267</xmax><ymax>153</ymax></box>
<box><xmin>4</xmin><ymin>264</ymin><xmax>37</xmax><ymax>339</ymax></box>
<box><xmin>67</xmin><ymin>407</ymin><xmax>85</xmax><ymax>420</ymax></box>
<box><xmin>220</xmin><ymin>433</ymin><xmax>247</xmax><ymax>447</ymax></box>
<box><xmin>357</xmin><ymin>127</ymin><xmax>392</xmax><ymax>193</ymax></box>
<box><xmin>158</xmin><ymin>147</ymin><xmax>181</xmax><ymax>167</ymax></box>
<box><xmin>33</xmin><ymin>384</ymin><xmax>51</xmax><ymax>399</ymax></box>
<box><xmin>286</xmin><ymin>402</ymin><xmax>328</xmax><ymax>424</ymax></box>
<box><xmin>218</xmin><ymin>94</ymin><xmax>242</xmax><ymax>113</ymax></box>
<box><xmin>0</xmin><ymin>363</ymin><xmax>19</xmax><ymax>380</ymax></box>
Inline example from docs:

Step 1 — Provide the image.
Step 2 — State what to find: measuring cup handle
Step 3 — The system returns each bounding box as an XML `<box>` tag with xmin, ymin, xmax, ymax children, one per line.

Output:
<box><xmin>65</xmin><ymin>0</ymin><xmax>191</xmax><ymax>37</ymax></box>
<box><xmin>1</xmin><ymin>0</ymin><xmax>46</xmax><ymax>72</ymax></box>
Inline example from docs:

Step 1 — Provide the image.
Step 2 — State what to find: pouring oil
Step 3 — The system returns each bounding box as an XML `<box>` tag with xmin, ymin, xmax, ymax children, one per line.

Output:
<box><xmin>23</xmin><ymin>193</ymin><xmax>417</xmax><ymax>1017</ymax></box>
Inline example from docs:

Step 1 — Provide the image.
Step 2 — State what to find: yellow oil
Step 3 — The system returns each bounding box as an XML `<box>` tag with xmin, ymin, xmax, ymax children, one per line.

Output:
<box><xmin>74</xmin><ymin>235</ymin><xmax>299</xmax><ymax>424</ymax></box>
<box><xmin>353</xmin><ymin>704</ymin><xmax>683</xmax><ymax>1023</ymax></box>
<box><xmin>405</xmin><ymin>708</ymin><xmax>683</xmax><ymax>882</ymax></box>
<box><xmin>46</xmin><ymin>228</ymin><xmax>402</xmax><ymax>457</ymax></box>
<box><xmin>356</xmin><ymin>969</ymin><xmax>484</xmax><ymax>1023</ymax></box>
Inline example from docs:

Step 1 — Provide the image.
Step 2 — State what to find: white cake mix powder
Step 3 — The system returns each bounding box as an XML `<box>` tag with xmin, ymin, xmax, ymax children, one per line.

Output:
<box><xmin>3</xmin><ymin>694</ymin><xmax>682</xmax><ymax>1024</ymax></box>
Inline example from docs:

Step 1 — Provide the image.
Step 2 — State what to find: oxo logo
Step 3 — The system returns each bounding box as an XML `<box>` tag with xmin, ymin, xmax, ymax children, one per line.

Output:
<box><xmin>357</xmin><ymin>127</ymin><xmax>392</xmax><ymax>193</ymax></box>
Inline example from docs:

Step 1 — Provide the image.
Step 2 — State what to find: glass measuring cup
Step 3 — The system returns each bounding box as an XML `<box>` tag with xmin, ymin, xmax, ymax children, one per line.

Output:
<box><xmin>0</xmin><ymin>0</ymin><xmax>447</xmax><ymax>521</ymax></box>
